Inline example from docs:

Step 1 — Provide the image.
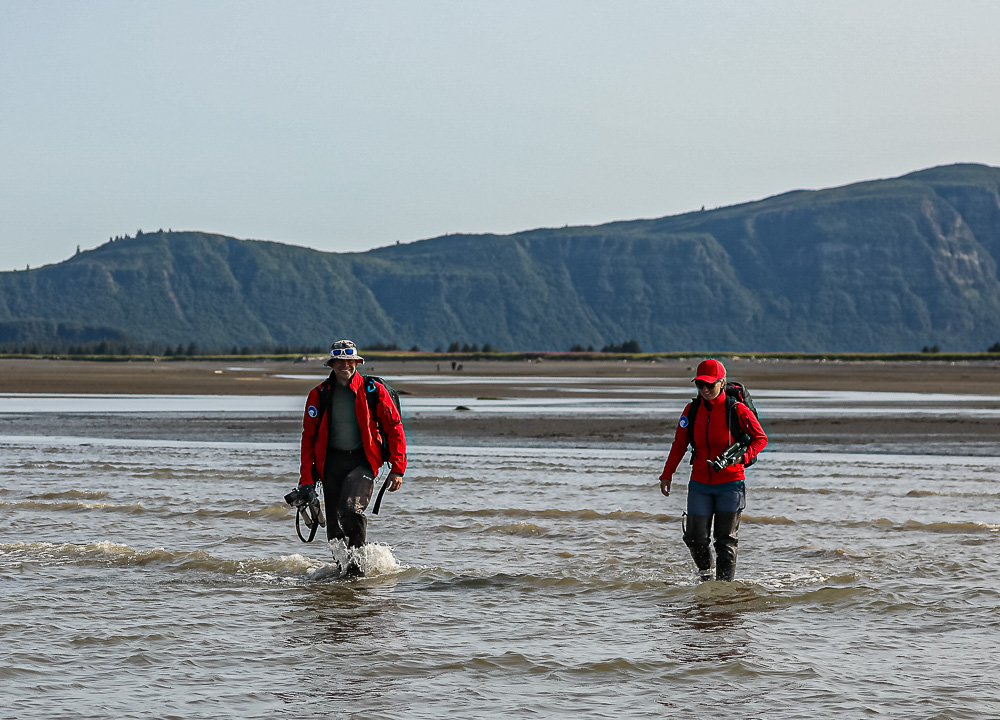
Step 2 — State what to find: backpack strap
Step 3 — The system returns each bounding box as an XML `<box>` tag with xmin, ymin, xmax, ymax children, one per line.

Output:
<box><xmin>307</xmin><ymin>377</ymin><xmax>336</xmax><ymax>483</ymax></box>
<box><xmin>363</xmin><ymin>375</ymin><xmax>390</xmax><ymax>463</ymax></box>
<box><xmin>314</xmin><ymin>375</ymin><xmax>335</xmax><ymax>423</ymax></box>
<box><xmin>725</xmin><ymin>395</ymin><xmax>751</xmax><ymax>445</ymax></box>
<box><xmin>364</xmin><ymin>376</ymin><xmax>381</xmax><ymax>416</ymax></box>
<box><xmin>686</xmin><ymin>397</ymin><xmax>701</xmax><ymax>450</ymax></box>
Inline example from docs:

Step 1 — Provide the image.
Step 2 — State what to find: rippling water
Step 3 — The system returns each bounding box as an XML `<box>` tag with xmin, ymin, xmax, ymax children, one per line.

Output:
<box><xmin>2</xmin><ymin>395</ymin><xmax>1000</xmax><ymax>719</ymax></box>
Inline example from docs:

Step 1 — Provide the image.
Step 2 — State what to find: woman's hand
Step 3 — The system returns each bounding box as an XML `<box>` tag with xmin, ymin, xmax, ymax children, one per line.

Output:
<box><xmin>659</xmin><ymin>476</ymin><xmax>672</xmax><ymax>497</ymax></box>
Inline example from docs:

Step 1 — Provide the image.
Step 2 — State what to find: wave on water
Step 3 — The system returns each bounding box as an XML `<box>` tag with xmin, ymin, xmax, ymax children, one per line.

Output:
<box><xmin>0</xmin><ymin>540</ymin><xmax>404</xmax><ymax>583</ymax></box>
<box><xmin>906</xmin><ymin>489</ymin><xmax>1000</xmax><ymax>499</ymax></box>
<box><xmin>29</xmin><ymin>489</ymin><xmax>110</xmax><ymax>500</ymax></box>
<box><xmin>434</xmin><ymin>506</ymin><xmax>678</xmax><ymax>523</ymax></box>
<box><xmin>862</xmin><ymin>516</ymin><xmax>1000</xmax><ymax>534</ymax></box>
<box><xmin>417</xmin><ymin>474</ymin><xmax>486</xmax><ymax>484</ymax></box>
<box><xmin>15</xmin><ymin>461</ymin><xmax>143</xmax><ymax>473</ymax></box>
<box><xmin>898</xmin><ymin>519</ymin><xmax>1000</xmax><ymax>534</ymax></box>
<box><xmin>484</xmin><ymin>521</ymin><xmax>549</xmax><ymax>536</ymax></box>
<box><xmin>3</xmin><ymin>497</ymin><xmax>292</xmax><ymax>522</ymax></box>
<box><xmin>798</xmin><ymin>545</ymin><xmax>873</xmax><ymax>561</ymax></box>
<box><xmin>743</xmin><ymin>514</ymin><xmax>797</xmax><ymax>525</ymax></box>
<box><xmin>0</xmin><ymin>499</ymin><xmax>144</xmax><ymax>514</ymax></box>
<box><xmin>687</xmin><ymin>578</ymin><xmax>872</xmax><ymax>611</ymax></box>
<box><xmin>767</xmin><ymin>516</ymin><xmax>1000</xmax><ymax>535</ymax></box>
<box><xmin>764</xmin><ymin>485</ymin><xmax>836</xmax><ymax>495</ymax></box>
<box><xmin>195</xmin><ymin>505</ymin><xmax>290</xmax><ymax>521</ymax></box>
<box><xmin>409</xmin><ymin>565</ymin><xmax>875</xmax><ymax>611</ymax></box>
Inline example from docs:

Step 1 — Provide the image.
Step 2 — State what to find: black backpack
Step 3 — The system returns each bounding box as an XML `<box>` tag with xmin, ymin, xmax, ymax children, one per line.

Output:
<box><xmin>361</xmin><ymin>374</ymin><xmax>402</xmax><ymax>462</ymax></box>
<box><xmin>686</xmin><ymin>381</ymin><xmax>760</xmax><ymax>467</ymax></box>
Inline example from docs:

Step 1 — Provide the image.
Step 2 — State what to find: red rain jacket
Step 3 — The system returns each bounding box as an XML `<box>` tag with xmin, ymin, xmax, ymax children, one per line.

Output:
<box><xmin>299</xmin><ymin>371</ymin><xmax>407</xmax><ymax>485</ymax></box>
<box><xmin>659</xmin><ymin>390</ymin><xmax>767</xmax><ymax>485</ymax></box>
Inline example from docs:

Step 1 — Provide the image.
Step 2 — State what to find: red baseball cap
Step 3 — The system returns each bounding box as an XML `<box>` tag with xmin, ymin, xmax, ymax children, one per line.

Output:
<box><xmin>693</xmin><ymin>358</ymin><xmax>726</xmax><ymax>383</ymax></box>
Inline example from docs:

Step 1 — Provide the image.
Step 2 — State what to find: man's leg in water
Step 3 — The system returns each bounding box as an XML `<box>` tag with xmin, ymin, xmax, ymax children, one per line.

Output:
<box><xmin>337</xmin><ymin>464</ymin><xmax>375</xmax><ymax>549</ymax></box>
<box><xmin>321</xmin><ymin>472</ymin><xmax>345</xmax><ymax>542</ymax></box>
<box><xmin>323</xmin><ymin>451</ymin><xmax>364</xmax><ymax>543</ymax></box>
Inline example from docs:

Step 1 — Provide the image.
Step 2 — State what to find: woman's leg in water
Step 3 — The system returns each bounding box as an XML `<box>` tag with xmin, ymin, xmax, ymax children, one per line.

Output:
<box><xmin>712</xmin><ymin>483</ymin><xmax>746</xmax><ymax>581</ymax></box>
<box><xmin>684</xmin><ymin>482</ymin><xmax>715</xmax><ymax>579</ymax></box>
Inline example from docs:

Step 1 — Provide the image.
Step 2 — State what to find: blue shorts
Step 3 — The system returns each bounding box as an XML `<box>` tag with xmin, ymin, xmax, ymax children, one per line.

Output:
<box><xmin>687</xmin><ymin>480</ymin><xmax>746</xmax><ymax>516</ymax></box>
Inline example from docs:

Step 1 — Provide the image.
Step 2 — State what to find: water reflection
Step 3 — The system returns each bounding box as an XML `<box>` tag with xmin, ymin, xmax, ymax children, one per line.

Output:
<box><xmin>666</xmin><ymin>585</ymin><xmax>768</xmax><ymax>665</ymax></box>
<box><xmin>283</xmin><ymin>576</ymin><xmax>403</xmax><ymax>648</ymax></box>
<box><xmin>274</xmin><ymin>579</ymin><xmax>408</xmax><ymax>708</ymax></box>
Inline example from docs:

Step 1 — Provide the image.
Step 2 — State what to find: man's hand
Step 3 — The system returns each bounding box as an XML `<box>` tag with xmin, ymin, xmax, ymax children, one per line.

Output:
<box><xmin>386</xmin><ymin>471</ymin><xmax>403</xmax><ymax>491</ymax></box>
<box><xmin>659</xmin><ymin>476</ymin><xmax>672</xmax><ymax>497</ymax></box>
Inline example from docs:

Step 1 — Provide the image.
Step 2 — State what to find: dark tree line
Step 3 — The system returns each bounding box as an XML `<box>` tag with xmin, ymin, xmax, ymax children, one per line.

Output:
<box><xmin>443</xmin><ymin>342</ymin><xmax>499</xmax><ymax>353</ymax></box>
<box><xmin>5</xmin><ymin>336</ymin><xmax>1000</xmax><ymax>356</ymax></box>
<box><xmin>600</xmin><ymin>339</ymin><xmax>643</xmax><ymax>353</ymax></box>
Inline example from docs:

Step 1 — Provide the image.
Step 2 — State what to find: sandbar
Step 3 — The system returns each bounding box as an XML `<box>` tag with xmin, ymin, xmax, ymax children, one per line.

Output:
<box><xmin>1</xmin><ymin>357</ymin><xmax>998</xmax><ymax>454</ymax></box>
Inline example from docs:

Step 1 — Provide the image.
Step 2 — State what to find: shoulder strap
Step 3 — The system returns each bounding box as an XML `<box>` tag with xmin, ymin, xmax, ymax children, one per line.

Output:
<box><xmin>364</xmin><ymin>376</ymin><xmax>381</xmax><ymax>418</ymax></box>
<box><xmin>314</xmin><ymin>376</ymin><xmax>335</xmax><ymax>423</ymax></box>
<box><xmin>725</xmin><ymin>395</ymin><xmax>750</xmax><ymax>444</ymax></box>
<box><xmin>363</xmin><ymin>376</ymin><xmax>392</xmax><ymax>464</ymax></box>
<box><xmin>686</xmin><ymin>397</ymin><xmax>701</xmax><ymax>448</ymax></box>
<box><xmin>363</xmin><ymin>375</ymin><xmax>388</xmax><ymax>439</ymax></box>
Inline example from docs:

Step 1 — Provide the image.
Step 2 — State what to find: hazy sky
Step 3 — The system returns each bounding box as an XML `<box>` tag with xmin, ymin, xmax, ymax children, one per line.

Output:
<box><xmin>2</xmin><ymin>1</ymin><xmax>999</xmax><ymax>271</ymax></box>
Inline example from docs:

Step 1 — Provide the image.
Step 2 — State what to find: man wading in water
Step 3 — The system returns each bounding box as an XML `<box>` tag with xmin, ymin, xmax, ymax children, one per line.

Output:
<box><xmin>297</xmin><ymin>339</ymin><xmax>406</xmax><ymax>573</ymax></box>
<box><xmin>659</xmin><ymin>359</ymin><xmax>767</xmax><ymax>581</ymax></box>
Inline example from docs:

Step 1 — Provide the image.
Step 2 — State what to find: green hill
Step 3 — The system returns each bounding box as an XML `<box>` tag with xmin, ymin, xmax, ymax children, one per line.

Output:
<box><xmin>2</xmin><ymin>163</ymin><xmax>1000</xmax><ymax>352</ymax></box>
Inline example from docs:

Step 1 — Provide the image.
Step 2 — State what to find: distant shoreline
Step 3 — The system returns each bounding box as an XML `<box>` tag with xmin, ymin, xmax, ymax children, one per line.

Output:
<box><xmin>2</xmin><ymin>350</ymin><xmax>1000</xmax><ymax>364</ymax></box>
<box><xmin>1</xmin><ymin>355</ymin><xmax>999</xmax><ymax>396</ymax></box>
<box><xmin>1</xmin><ymin>357</ymin><xmax>998</xmax><ymax>454</ymax></box>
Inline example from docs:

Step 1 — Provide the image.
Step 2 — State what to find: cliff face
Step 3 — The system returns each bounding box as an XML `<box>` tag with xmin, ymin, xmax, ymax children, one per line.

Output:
<box><xmin>2</xmin><ymin>163</ymin><xmax>999</xmax><ymax>352</ymax></box>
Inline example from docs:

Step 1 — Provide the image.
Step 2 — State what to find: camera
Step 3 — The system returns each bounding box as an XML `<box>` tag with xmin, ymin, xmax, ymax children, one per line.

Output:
<box><xmin>284</xmin><ymin>484</ymin><xmax>317</xmax><ymax>508</ymax></box>
<box><xmin>284</xmin><ymin>483</ymin><xmax>325</xmax><ymax>542</ymax></box>
<box><xmin>709</xmin><ymin>442</ymin><xmax>747</xmax><ymax>472</ymax></box>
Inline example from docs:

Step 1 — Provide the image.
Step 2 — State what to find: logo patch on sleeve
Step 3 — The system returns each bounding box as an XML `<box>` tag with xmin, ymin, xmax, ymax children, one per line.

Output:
<box><xmin>307</xmin><ymin>405</ymin><xmax>318</xmax><ymax>418</ymax></box>
<box><xmin>679</xmin><ymin>415</ymin><xmax>689</xmax><ymax>428</ymax></box>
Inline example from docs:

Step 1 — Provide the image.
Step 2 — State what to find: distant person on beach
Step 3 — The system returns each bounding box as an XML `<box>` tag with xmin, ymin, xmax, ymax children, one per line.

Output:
<box><xmin>658</xmin><ymin>359</ymin><xmax>768</xmax><ymax>581</ymax></box>
<box><xmin>297</xmin><ymin>339</ymin><xmax>406</xmax><ymax>562</ymax></box>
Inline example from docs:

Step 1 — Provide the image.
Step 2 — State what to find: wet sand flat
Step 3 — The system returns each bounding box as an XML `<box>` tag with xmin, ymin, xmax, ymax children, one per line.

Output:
<box><xmin>1</xmin><ymin>357</ymin><xmax>999</xmax><ymax>454</ymax></box>
<box><xmin>2</xmin><ymin>356</ymin><xmax>1000</xmax><ymax>396</ymax></box>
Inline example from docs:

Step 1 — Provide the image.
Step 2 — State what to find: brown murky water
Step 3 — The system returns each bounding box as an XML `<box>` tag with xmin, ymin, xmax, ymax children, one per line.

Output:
<box><xmin>2</xmin><ymin>382</ymin><xmax>999</xmax><ymax>719</ymax></box>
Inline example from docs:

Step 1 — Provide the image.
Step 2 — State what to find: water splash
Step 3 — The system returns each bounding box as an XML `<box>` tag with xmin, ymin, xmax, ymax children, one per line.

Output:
<box><xmin>325</xmin><ymin>539</ymin><xmax>401</xmax><ymax>578</ymax></box>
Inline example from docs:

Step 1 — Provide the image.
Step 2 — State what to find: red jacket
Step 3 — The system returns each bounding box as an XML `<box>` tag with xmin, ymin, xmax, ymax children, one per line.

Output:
<box><xmin>299</xmin><ymin>371</ymin><xmax>407</xmax><ymax>485</ymax></box>
<box><xmin>659</xmin><ymin>390</ymin><xmax>767</xmax><ymax>485</ymax></box>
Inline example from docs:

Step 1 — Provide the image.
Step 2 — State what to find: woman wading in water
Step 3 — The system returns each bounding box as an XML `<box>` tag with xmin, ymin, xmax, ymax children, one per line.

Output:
<box><xmin>659</xmin><ymin>359</ymin><xmax>768</xmax><ymax>581</ymax></box>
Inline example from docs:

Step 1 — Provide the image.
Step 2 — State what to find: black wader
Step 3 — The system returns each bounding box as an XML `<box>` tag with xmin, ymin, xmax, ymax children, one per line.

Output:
<box><xmin>684</xmin><ymin>511</ymin><xmax>742</xmax><ymax>581</ymax></box>
<box><xmin>713</xmin><ymin>511</ymin><xmax>741</xmax><ymax>581</ymax></box>
<box><xmin>322</xmin><ymin>448</ymin><xmax>375</xmax><ymax>548</ymax></box>
<box><xmin>683</xmin><ymin>514</ymin><xmax>714</xmax><ymax>578</ymax></box>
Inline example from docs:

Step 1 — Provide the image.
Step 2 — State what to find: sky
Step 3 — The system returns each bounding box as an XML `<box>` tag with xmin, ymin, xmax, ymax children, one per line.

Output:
<box><xmin>2</xmin><ymin>1</ymin><xmax>999</xmax><ymax>272</ymax></box>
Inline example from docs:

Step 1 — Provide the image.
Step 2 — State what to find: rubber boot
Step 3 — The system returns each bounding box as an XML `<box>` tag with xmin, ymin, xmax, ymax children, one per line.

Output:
<box><xmin>713</xmin><ymin>511</ymin><xmax>741</xmax><ymax>581</ymax></box>
<box><xmin>683</xmin><ymin>514</ymin><xmax>713</xmax><ymax>580</ymax></box>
